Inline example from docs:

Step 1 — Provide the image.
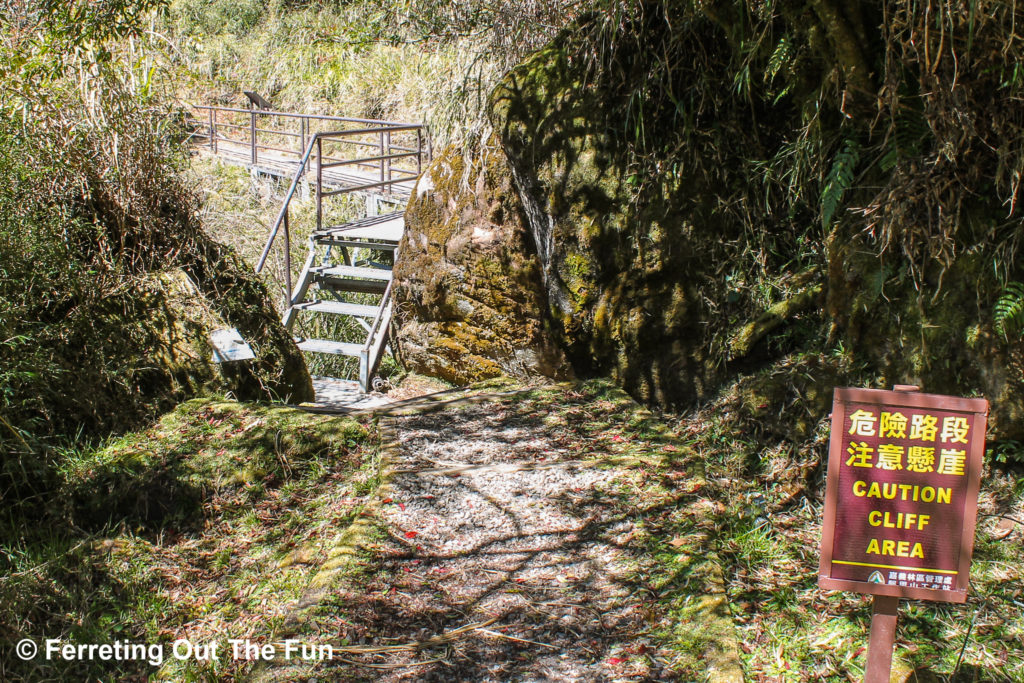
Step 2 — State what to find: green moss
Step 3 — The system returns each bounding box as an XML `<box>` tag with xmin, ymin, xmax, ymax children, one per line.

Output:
<box><xmin>394</xmin><ymin>141</ymin><xmax>569</xmax><ymax>385</ymax></box>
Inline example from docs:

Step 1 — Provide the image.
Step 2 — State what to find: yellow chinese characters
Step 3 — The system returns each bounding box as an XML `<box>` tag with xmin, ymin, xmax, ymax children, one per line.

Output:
<box><xmin>846</xmin><ymin>441</ymin><xmax>873</xmax><ymax>467</ymax></box>
<box><xmin>843</xmin><ymin>408</ymin><xmax>971</xmax><ymax>475</ymax></box>
<box><xmin>879</xmin><ymin>411</ymin><xmax>907</xmax><ymax>438</ymax></box>
<box><xmin>909</xmin><ymin>414</ymin><xmax>938</xmax><ymax>441</ymax></box>
<box><xmin>940</xmin><ymin>416</ymin><xmax>970</xmax><ymax>444</ymax></box>
<box><xmin>876</xmin><ymin>444</ymin><xmax>904</xmax><ymax>470</ymax></box>
<box><xmin>937</xmin><ymin>448</ymin><xmax>966</xmax><ymax>476</ymax></box>
<box><xmin>848</xmin><ymin>409</ymin><xmax>877</xmax><ymax>436</ymax></box>
<box><xmin>906</xmin><ymin>446</ymin><xmax>936</xmax><ymax>473</ymax></box>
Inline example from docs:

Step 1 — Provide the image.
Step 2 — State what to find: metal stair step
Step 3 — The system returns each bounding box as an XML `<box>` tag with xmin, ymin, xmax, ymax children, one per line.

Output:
<box><xmin>313</xmin><ymin>212</ymin><xmax>405</xmax><ymax>241</ymax></box>
<box><xmin>292</xmin><ymin>300</ymin><xmax>379</xmax><ymax>317</ymax></box>
<box><xmin>295</xmin><ymin>339</ymin><xmax>363</xmax><ymax>357</ymax></box>
<box><xmin>312</xmin><ymin>265</ymin><xmax>393</xmax><ymax>281</ymax></box>
<box><xmin>318</xmin><ymin>277</ymin><xmax>388</xmax><ymax>295</ymax></box>
<box><xmin>312</xmin><ymin>236</ymin><xmax>398</xmax><ymax>250</ymax></box>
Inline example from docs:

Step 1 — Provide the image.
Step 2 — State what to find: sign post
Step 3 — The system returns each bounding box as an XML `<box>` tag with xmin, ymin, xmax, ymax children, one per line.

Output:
<box><xmin>819</xmin><ymin>385</ymin><xmax>988</xmax><ymax>682</ymax></box>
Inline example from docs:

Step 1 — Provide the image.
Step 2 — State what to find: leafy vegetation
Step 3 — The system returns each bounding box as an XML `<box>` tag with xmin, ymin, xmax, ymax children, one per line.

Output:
<box><xmin>0</xmin><ymin>2</ymin><xmax>310</xmax><ymax>518</ymax></box>
<box><xmin>994</xmin><ymin>282</ymin><xmax>1024</xmax><ymax>337</ymax></box>
<box><xmin>160</xmin><ymin>0</ymin><xmax>586</xmax><ymax>145</ymax></box>
<box><xmin>541</xmin><ymin>375</ymin><xmax>1024</xmax><ymax>680</ymax></box>
<box><xmin>3</xmin><ymin>1</ymin><xmax>1024</xmax><ymax>680</ymax></box>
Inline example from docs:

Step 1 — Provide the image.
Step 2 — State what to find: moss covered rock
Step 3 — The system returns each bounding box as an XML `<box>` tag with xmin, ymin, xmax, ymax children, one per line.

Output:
<box><xmin>42</xmin><ymin>262</ymin><xmax>313</xmax><ymax>437</ymax></box>
<box><xmin>400</xmin><ymin>3</ymin><xmax>1024</xmax><ymax>442</ymax></box>
<box><xmin>393</xmin><ymin>141</ymin><xmax>569</xmax><ymax>385</ymax></box>
<box><xmin>827</xmin><ymin>226</ymin><xmax>1024</xmax><ymax>438</ymax></box>
<box><xmin>184</xmin><ymin>239</ymin><xmax>314</xmax><ymax>404</ymax></box>
<box><xmin>487</xmin><ymin>26</ymin><xmax>783</xmax><ymax>407</ymax></box>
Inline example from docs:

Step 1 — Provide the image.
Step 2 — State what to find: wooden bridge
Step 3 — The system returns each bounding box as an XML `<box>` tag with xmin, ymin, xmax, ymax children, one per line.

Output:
<box><xmin>189</xmin><ymin>104</ymin><xmax>429</xmax><ymax>392</ymax></box>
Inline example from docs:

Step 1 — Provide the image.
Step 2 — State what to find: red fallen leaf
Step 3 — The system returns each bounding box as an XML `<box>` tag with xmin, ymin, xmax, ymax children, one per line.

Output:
<box><xmin>382</xmin><ymin>498</ymin><xmax>393</xmax><ymax>504</ymax></box>
<box><xmin>398</xmin><ymin>503</ymin><xmax>406</xmax><ymax>511</ymax></box>
<box><xmin>607</xmin><ymin>657</ymin><xmax>626</xmax><ymax>665</ymax></box>
<box><xmin>405</xmin><ymin>531</ymin><xmax>418</xmax><ymax>539</ymax></box>
<box><xmin>611</xmin><ymin>435</ymin><xmax>624</xmax><ymax>442</ymax></box>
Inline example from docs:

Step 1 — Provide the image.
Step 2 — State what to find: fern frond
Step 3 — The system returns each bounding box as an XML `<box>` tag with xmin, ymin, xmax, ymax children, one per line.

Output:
<box><xmin>765</xmin><ymin>36</ymin><xmax>792</xmax><ymax>83</ymax></box>
<box><xmin>879</xmin><ymin>109</ymin><xmax>930</xmax><ymax>173</ymax></box>
<box><xmin>994</xmin><ymin>281</ymin><xmax>1024</xmax><ymax>336</ymax></box>
<box><xmin>820</xmin><ymin>139</ymin><xmax>859</xmax><ymax>228</ymax></box>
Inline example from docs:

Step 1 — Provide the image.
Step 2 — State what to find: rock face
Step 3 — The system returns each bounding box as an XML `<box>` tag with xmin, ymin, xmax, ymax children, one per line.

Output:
<box><xmin>185</xmin><ymin>239</ymin><xmax>314</xmax><ymax>405</ymax></box>
<box><xmin>488</xmin><ymin>36</ymin><xmax>736</xmax><ymax>407</ymax></box>
<box><xmin>394</xmin><ymin>4</ymin><xmax>1024</xmax><ymax>440</ymax></box>
<box><xmin>47</xmin><ymin>258</ymin><xmax>314</xmax><ymax>437</ymax></box>
<box><xmin>393</xmin><ymin>142</ymin><xmax>569</xmax><ymax>385</ymax></box>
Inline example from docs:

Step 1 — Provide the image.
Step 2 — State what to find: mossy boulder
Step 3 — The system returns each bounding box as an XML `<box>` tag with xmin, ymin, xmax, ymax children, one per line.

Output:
<box><xmin>47</xmin><ymin>262</ymin><xmax>313</xmax><ymax>435</ymax></box>
<box><xmin>400</xmin><ymin>4</ymin><xmax>1024</xmax><ymax>442</ymax></box>
<box><xmin>393</xmin><ymin>141</ymin><xmax>569</xmax><ymax>385</ymax></box>
<box><xmin>487</xmin><ymin>26</ymin><xmax>782</xmax><ymax>407</ymax></box>
<box><xmin>827</xmin><ymin>226</ymin><xmax>1024</xmax><ymax>439</ymax></box>
<box><xmin>184</xmin><ymin>239</ymin><xmax>314</xmax><ymax>405</ymax></box>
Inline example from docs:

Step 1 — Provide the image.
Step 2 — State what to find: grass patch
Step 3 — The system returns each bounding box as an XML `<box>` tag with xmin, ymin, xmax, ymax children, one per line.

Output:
<box><xmin>2</xmin><ymin>375</ymin><xmax>1020</xmax><ymax>681</ymax></box>
<box><xmin>463</xmin><ymin>376</ymin><xmax>1024</xmax><ymax>680</ymax></box>
<box><xmin>653</xmin><ymin>364</ymin><xmax>1024</xmax><ymax>682</ymax></box>
<box><xmin>0</xmin><ymin>398</ymin><xmax>381</xmax><ymax>681</ymax></box>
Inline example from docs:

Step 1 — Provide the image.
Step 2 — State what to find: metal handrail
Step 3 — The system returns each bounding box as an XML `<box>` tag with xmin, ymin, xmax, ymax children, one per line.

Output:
<box><xmin>254</xmin><ymin>134</ymin><xmax>317</xmax><ymax>275</ymax></box>
<box><xmin>191</xmin><ymin>102</ymin><xmax>425</xmax><ymax>186</ymax></box>
<box><xmin>191</xmin><ymin>104</ymin><xmax>419</xmax><ymax>128</ymax></box>
<box><xmin>207</xmin><ymin>102</ymin><xmax>426</xmax><ymax>320</ymax></box>
<box><xmin>363</xmin><ymin>278</ymin><xmax>393</xmax><ymax>354</ymax></box>
<box><xmin>253</xmin><ymin>127</ymin><xmax>425</xmax><ymax>288</ymax></box>
<box><xmin>320</xmin><ymin>150</ymin><xmax>420</xmax><ymax>169</ymax></box>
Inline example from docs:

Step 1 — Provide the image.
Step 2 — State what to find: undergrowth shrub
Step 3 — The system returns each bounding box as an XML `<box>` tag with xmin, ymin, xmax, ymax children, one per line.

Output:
<box><xmin>0</xmin><ymin>0</ymin><xmax>311</xmax><ymax>513</ymax></box>
<box><xmin>162</xmin><ymin>0</ymin><xmax>592</xmax><ymax>146</ymax></box>
<box><xmin>169</xmin><ymin>0</ymin><xmax>265</xmax><ymax>37</ymax></box>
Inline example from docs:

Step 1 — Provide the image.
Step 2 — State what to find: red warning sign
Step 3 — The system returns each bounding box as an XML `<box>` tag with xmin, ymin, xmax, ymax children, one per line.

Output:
<box><xmin>819</xmin><ymin>387</ymin><xmax>988</xmax><ymax>602</ymax></box>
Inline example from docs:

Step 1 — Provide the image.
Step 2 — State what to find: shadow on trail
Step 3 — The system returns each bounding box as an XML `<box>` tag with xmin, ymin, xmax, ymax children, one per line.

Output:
<box><xmin>315</xmin><ymin>384</ymin><xmax>708</xmax><ymax>682</ymax></box>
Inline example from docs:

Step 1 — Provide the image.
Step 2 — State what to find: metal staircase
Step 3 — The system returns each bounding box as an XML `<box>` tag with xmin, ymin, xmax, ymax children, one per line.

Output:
<box><xmin>283</xmin><ymin>212</ymin><xmax>403</xmax><ymax>392</ymax></box>
<box><xmin>193</xmin><ymin>109</ymin><xmax>426</xmax><ymax>392</ymax></box>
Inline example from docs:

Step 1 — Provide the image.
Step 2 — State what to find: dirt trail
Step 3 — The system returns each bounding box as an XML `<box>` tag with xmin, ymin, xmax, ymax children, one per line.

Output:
<box><xmin>333</xmin><ymin>387</ymin><xmax>672</xmax><ymax>681</ymax></box>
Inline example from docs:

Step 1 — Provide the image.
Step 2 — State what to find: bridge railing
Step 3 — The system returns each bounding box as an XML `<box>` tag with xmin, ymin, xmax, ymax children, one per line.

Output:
<box><xmin>189</xmin><ymin>105</ymin><xmax>426</xmax><ymax>198</ymax></box>
<box><xmin>187</xmin><ymin>105</ymin><xmax>426</xmax><ymax>304</ymax></box>
<box><xmin>250</xmin><ymin>126</ymin><xmax>425</xmax><ymax>309</ymax></box>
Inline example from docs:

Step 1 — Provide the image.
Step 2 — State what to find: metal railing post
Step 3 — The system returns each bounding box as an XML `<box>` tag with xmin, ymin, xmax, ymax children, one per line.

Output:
<box><xmin>379</xmin><ymin>129</ymin><xmax>385</xmax><ymax>184</ymax></box>
<box><xmin>416</xmin><ymin>128</ymin><xmax>422</xmax><ymax>176</ymax></box>
<box><xmin>250</xmin><ymin>109</ymin><xmax>257</xmax><ymax>165</ymax></box>
<box><xmin>299</xmin><ymin>118</ymin><xmax>306</xmax><ymax>162</ymax></box>
<box><xmin>283</xmin><ymin>208</ymin><xmax>292</xmax><ymax>308</ymax></box>
<box><xmin>316</xmin><ymin>137</ymin><xmax>323</xmax><ymax>233</ymax></box>
<box><xmin>208</xmin><ymin>107</ymin><xmax>214</xmax><ymax>150</ymax></box>
<box><xmin>384</xmin><ymin>129</ymin><xmax>392</xmax><ymax>195</ymax></box>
